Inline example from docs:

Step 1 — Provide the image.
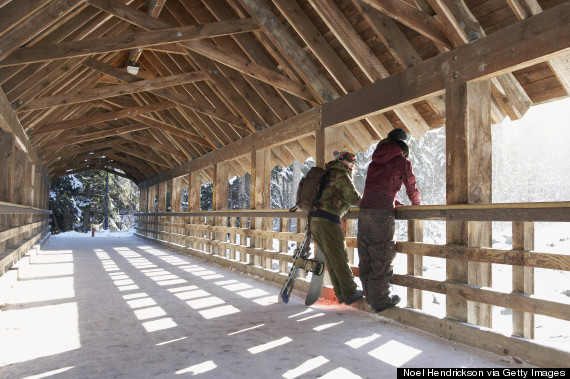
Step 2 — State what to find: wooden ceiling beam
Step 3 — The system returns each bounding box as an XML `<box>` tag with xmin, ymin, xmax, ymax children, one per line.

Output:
<box><xmin>84</xmin><ymin>56</ymin><xmax>249</xmax><ymax>129</ymax></box>
<box><xmin>133</xmin><ymin>114</ymin><xmax>213</xmax><ymax>148</ymax></box>
<box><xmin>0</xmin><ymin>0</ymin><xmax>84</xmax><ymax>62</ymax></box>
<box><xmin>426</xmin><ymin>0</ymin><xmax>532</xmax><ymax>121</ymax></box>
<box><xmin>18</xmin><ymin>70</ymin><xmax>208</xmax><ymax>111</ymax></box>
<box><xmin>239</xmin><ymin>0</ymin><xmax>379</xmax><ymax>144</ymax></box>
<box><xmin>42</xmin><ymin>123</ymin><xmax>149</xmax><ymax>150</ymax></box>
<box><xmin>203</xmin><ymin>0</ymin><xmax>305</xmax><ymax>120</ymax></box>
<box><xmin>0</xmin><ymin>0</ymin><xmax>53</xmax><ymax>38</ymax></box>
<box><xmin>41</xmin><ymin>139</ymin><xmax>117</xmax><ymax>167</ymax></box>
<box><xmin>310</xmin><ymin>0</ymin><xmax>430</xmax><ymax>137</ymax></box>
<box><xmin>87</xmin><ymin>0</ymin><xmax>314</xmax><ymax>103</ymax></box>
<box><xmin>321</xmin><ymin>2</ymin><xmax>570</xmax><ymax>128</ymax></box>
<box><xmin>113</xmin><ymin>143</ymin><xmax>171</xmax><ymax>168</ymax></box>
<box><xmin>30</xmin><ymin>100</ymin><xmax>175</xmax><ymax>135</ymax></box>
<box><xmin>118</xmin><ymin>131</ymin><xmax>186</xmax><ymax>159</ymax></box>
<box><xmin>353</xmin><ymin>0</ymin><xmax>446</xmax><ymax>127</ymax></box>
<box><xmin>505</xmin><ymin>0</ymin><xmax>570</xmax><ymax>97</ymax></box>
<box><xmin>0</xmin><ymin>18</ymin><xmax>260</xmax><ymax>67</ymax></box>
<box><xmin>360</xmin><ymin>0</ymin><xmax>452</xmax><ymax>50</ymax></box>
<box><xmin>137</xmin><ymin>107</ymin><xmax>322</xmax><ymax>189</ymax></box>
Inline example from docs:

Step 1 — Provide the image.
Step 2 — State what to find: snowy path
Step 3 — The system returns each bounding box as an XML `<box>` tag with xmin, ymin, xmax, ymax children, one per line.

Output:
<box><xmin>0</xmin><ymin>235</ymin><xmax>534</xmax><ymax>378</ymax></box>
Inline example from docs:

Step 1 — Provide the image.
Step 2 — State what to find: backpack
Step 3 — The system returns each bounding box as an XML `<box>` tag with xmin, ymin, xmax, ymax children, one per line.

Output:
<box><xmin>289</xmin><ymin>166</ymin><xmax>329</xmax><ymax>212</ymax></box>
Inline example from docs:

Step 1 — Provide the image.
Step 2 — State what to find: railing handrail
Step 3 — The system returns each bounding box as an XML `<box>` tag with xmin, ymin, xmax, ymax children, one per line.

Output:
<box><xmin>134</xmin><ymin>201</ymin><xmax>570</xmax><ymax>222</ymax></box>
<box><xmin>0</xmin><ymin>201</ymin><xmax>52</xmax><ymax>215</ymax></box>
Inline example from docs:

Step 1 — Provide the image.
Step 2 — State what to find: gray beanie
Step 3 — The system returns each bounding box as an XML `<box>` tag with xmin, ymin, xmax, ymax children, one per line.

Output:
<box><xmin>387</xmin><ymin>128</ymin><xmax>407</xmax><ymax>141</ymax></box>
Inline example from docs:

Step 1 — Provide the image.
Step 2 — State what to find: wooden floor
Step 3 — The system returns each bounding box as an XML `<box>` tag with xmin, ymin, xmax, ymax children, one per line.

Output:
<box><xmin>0</xmin><ymin>235</ymin><xmax>535</xmax><ymax>378</ymax></box>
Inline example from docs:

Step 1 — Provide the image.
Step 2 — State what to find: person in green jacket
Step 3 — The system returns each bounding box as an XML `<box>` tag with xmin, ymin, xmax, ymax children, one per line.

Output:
<box><xmin>310</xmin><ymin>150</ymin><xmax>363</xmax><ymax>305</ymax></box>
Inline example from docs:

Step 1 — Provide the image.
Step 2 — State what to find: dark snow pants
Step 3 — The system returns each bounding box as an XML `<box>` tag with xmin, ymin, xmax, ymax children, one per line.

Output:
<box><xmin>310</xmin><ymin>216</ymin><xmax>357</xmax><ymax>301</ymax></box>
<box><xmin>357</xmin><ymin>208</ymin><xmax>396</xmax><ymax>310</ymax></box>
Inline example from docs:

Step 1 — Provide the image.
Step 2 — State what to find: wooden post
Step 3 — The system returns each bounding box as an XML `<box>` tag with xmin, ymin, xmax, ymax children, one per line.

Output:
<box><xmin>157</xmin><ymin>181</ymin><xmax>166</xmax><ymax>239</ymax></box>
<box><xmin>213</xmin><ymin>162</ymin><xmax>229</xmax><ymax>256</ymax></box>
<box><xmin>251</xmin><ymin>149</ymin><xmax>272</xmax><ymax>268</ymax></box>
<box><xmin>407</xmin><ymin>220</ymin><xmax>423</xmax><ymax>309</ymax></box>
<box><xmin>445</xmin><ymin>81</ymin><xmax>492</xmax><ymax>326</ymax></box>
<box><xmin>139</xmin><ymin>188</ymin><xmax>148</xmax><ymax>236</ymax></box>
<box><xmin>279</xmin><ymin>217</ymin><xmax>289</xmax><ymax>273</ymax></box>
<box><xmin>0</xmin><ymin>132</ymin><xmax>15</xmax><ymax>252</ymax></box>
<box><xmin>147</xmin><ymin>185</ymin><xmax>156</xmax><ymax>238</ymax></box>
<box><xmin>171</xmin><ymin>176</ymin><xmax>182</xmax><ymax>244</ymax></box>
<box><xmin>189</xmin><ymin>172</ymin><xmax>202</xmax><ymax>251</ymax></box>
<box><xmin>512</xmin><ymin>221</ymin><xmax>535</xmax><ymax>339</ymax></box>
<box><xmin>314</xmin><ymin>124</ymin><xmax>345</xmax><ymax>283</ymax></box>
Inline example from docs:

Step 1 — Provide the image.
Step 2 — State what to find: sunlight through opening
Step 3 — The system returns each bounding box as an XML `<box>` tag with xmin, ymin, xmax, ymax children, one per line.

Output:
<box><xmin>253</xmin><ymin>296</ymin><xmax>279</xmax><ymax>306</ymax></box>
<box><xmin>199</xmin><ymin>305</ymin><xmax>240</xmax><ymax>319</ymax></box>
<box><xmin>127</xmin><ymin>298</ymin><xmax>157</xmax><ymax>309</ymax></box>
<box><xmin>345</xmin><ymin>333</ymin><xmax>381</xmax><ymax>349</ymax></box>
<box><xmin>236</xmin><ymin>288</ymin><xmax>269</xmax><ymax>298</ymax></box>
<box><xmin>142</xmin><ymin>318</ymin><xmax>177</xmax><ymax>332</ymax></box>
<box><xmin>313</xmin><ymin>321</ymin><xmax>344</xmax><ymax>331</ymax></box>
<box><xmin>319</xmin><ymin>367</ymin><xmax>361</xmax><ymax>378</ymax></box>
<box><xmin>368</xmin><ymin>340</ymin><xmax>421</xmax><ymax>367</ymax></box>
<box><xmin>134</xmin><ymin>306</ymin><xmax>167</xmax><ymax>320</ymax></box>
<box><xmin>289</xmin><ymin>309</ymin><xmax>314</xmax><ymax>318</ymax></box>
<box><xmin>0</xmin><ymin>303</ymin><xmax>80</xmax><ymax>365</ymax></box>
<box><xmin>167</xmin><ymin>285</ymin><xmax>199</xmax><ymax>293</ymax></box>
<box><xmin>156</xmin><ymin>336</ymin><xmax>188</xmax><ymax>346</ymax></box>
<box><xmin>186</xmin><ymin>296</ymin><xmax>225</xmax><ymax>309</ymax></box>
<box><xmin>228</xmin><ymin>324</ymin><xmax>265</xmax><ymax>335</ymax></box>
<box><xmin>223</xmin><ymin>283</ymin><xmax>252</xmax><ymax>291</ymax></box>
<box><xmin>297</xmin><ymin>313</ymin><xmax>325</xmax><ymax>322</ymax></box>
<box><xmin>282</xmin><ymin>356</ymin><xmax>329</xmax><ymax>379</ymax></box>
<box><xmin>22</xmin><ymin>366</ymin><xmax>75</xmax><ymax>379</ymax></box>
<box><xmin>175</xmin><ymin>360</ymin><xmax>217</xmax><ymax>375</ymax></box>
<box><xmin>248</xmin><ymin>337</ymin><xmax>293</xmax><ymax>354</ymax></box>
<box><xmin>174</xmin><ymin>289</ymin><xmax>210</xmax><ymax>300</ymax></box>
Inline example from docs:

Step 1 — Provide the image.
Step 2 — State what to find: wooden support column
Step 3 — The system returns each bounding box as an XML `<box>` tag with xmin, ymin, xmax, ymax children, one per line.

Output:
<box><xmin>314</xmin><ymin>125</ymin><xmax>345</xmax><ymax>284</ymax></box>
<box><xmin>407</xmin><ymin>219</ymin><xmax>423</xmax><ymax>309</ymax></box>
<box><xmin>213</xmin><ymin>162</ymin><xmax>229</xmax><ymax>256</ymax></box>
<box><xmin>158</xmin><ymin>181</ymin><xmax>167</xmax><ymax>239</ymax></box>
<box><xmin>0</xmin><ymin>131</ymin><xmax>16</xmax><ymax>252</ymax></box>
<box><xmin>189</xmin><ymin>172</ymin><xmax>202</xmax><ymax>251</ymax></box>
<box><xmin>171</xmin><ymin>177</ymin><xmax>182</xmax><ymax>245</ymax></box>
<box><xmin>445</xmin><ymin>81</ymin><xmax>492</xmax><ymax>327</ymax></box>
<box><xmin>512</xmin><ymin>221</ymin><xmax>535</xmax><ymax>339</ymax></box>
<box><xmin>147</xmin><ymin>185</ymin><xmax>156</xmax><ymax>238</ymax></box>
<box><xmin>0</xmin><ymin>132</ymin><xmax>16</xmax><ymax>204</ymax></box>
<box><xmin>251</xmin><ymin>149</ymin><xmax>272</xmax><ymax>268</ymax></box>
<box><xmin>139</xmin><ymin>188</ymin><xmax>148</xmax><ymax>237</ymax></box>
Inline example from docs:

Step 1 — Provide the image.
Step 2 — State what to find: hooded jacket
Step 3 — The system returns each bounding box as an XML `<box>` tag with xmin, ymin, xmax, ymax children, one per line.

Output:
<box><xmin>317</xmin><ymin>160</ymin><xmax>361</xmax><ymax>218</ymax></box>
<box><xmin>360</xmin><ymin>139</ymin><xmax>421</xmax><ymax>212</ymax></box>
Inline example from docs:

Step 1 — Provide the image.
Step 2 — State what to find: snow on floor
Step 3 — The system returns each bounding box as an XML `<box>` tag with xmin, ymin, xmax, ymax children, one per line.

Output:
<box><xmin>0</xmin><ymin>234</ymin><xmax>537</xmax><ymax>378</ymax></box>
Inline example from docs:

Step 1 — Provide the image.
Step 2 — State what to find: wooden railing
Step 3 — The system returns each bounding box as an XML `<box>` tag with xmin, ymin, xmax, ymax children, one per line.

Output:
<box><xmin>0</xmin><ymin>201</ymin><xmax>51</xmax><ymax>275</ymax></box>
<box><xmin>134</xmin><ymin>201</ymin><xmax>570</xmax><ymax>367</ymax></box>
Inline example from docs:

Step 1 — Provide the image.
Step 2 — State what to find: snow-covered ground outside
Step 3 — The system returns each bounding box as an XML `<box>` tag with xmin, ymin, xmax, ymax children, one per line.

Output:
<box><xmin>54</xmin><ymin>220</ymin><xmax>570</xmax><ymax>353</ymax></box>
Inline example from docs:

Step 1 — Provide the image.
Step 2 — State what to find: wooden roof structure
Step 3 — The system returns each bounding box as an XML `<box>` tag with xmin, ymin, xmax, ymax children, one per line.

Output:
<box><xmin>1</xmin><ymin>0</ymin><xmax>569</xmax><ymax>185</ymax></box>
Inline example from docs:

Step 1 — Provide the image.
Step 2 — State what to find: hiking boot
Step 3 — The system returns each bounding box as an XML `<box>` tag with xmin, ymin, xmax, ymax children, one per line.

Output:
<box><xmin>373</xmin><ymin>295</ymin><xmax>401</xmax><ymax>313</ymax></box>
<box><xmin>344</xmin><ymin>290</ymin><xmax>363</xmax><ymax>305</ymax></box>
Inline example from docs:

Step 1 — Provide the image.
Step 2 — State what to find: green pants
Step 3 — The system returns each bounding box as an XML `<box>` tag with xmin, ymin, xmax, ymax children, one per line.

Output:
<box><xmin>310</xmin><ymin>217</ymin><xmax>357</xmax><ymax>300</ymax></box>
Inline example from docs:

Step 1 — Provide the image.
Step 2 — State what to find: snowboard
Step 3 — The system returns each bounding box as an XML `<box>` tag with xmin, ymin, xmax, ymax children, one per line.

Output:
<box><xmin>304</xmin><ymin>249</ymin><xmax>325</xmax><ymax>306</ymax></box>
<box><xmin>278</xmin><ymin>231</ymin><xmax>325</xmax><ymax>304</ymax></box>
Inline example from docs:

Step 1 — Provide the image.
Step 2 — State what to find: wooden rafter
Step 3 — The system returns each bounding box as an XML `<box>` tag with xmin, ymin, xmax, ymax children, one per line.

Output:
<box><xmin>360</xmin><ymin>0</ymin><xmax>452</xmax><ymax>50</ymax></box>
<box><xmin>0</xmin><ymin>18</ymin><xmax>261</xmax><ymax>67</ymax></box>
<box><xmin>30</xmin><ymin>100</ymin><xmax>175</xmax><ymax>135</ymax></box>
<box><xmin>18</xmin><ymin>71</ymin><xmax>209</xmax><ymax>111</ymax></box>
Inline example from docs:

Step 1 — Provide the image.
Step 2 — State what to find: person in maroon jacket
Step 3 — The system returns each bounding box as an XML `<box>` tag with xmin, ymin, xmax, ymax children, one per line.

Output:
<box><xmin>357</xmin><ymin>128</ymin><xmax>422</xmax><ymax>312</ymax></box>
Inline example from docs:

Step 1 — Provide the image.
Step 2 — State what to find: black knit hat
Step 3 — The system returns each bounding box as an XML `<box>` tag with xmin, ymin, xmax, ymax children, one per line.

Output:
<box><xmin>387</xmin><ymin>128</ymin><xmax>407</xmax><ymax>141</ymax></box>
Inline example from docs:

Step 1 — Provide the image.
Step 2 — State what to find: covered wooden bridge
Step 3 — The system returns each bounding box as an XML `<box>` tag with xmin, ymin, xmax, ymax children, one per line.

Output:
<box><xmin>1</xmin><ymin>0</ymin><xmax>569</xmax><ymax>370</ymax></box>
